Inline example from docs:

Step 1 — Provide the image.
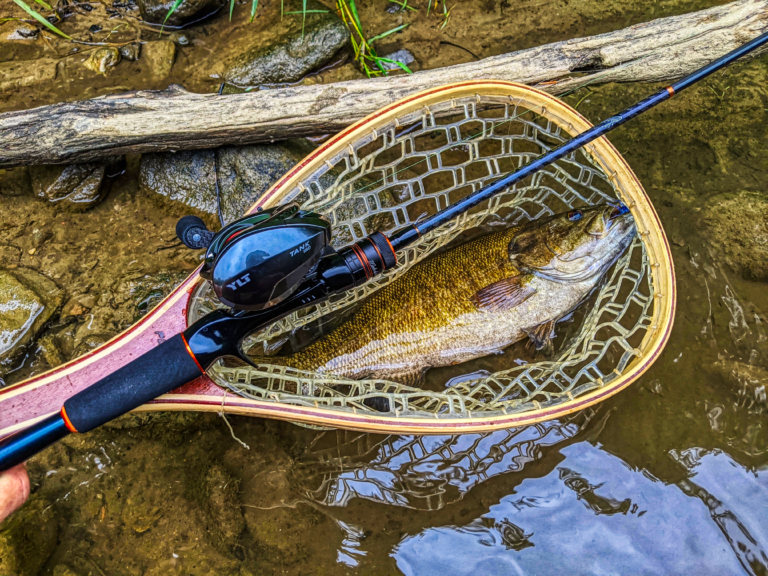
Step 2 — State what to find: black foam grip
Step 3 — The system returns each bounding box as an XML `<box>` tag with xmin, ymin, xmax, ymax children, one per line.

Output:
<box><xmin>369</xmin><ymin>232</ymin><xmax>397</xmax><ymax>270</ymax></box>
<box><xmin>63</xmin><ymin>334</ymin><xmax>203</xmax><ymax>433</ymax></box>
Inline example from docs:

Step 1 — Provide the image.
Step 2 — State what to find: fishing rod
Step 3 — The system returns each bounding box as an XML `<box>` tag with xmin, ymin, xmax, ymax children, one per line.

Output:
<box><xmin>1</xmin><ymin>29</ymin><xmax>767</xmax><ymax>471</ymax></box>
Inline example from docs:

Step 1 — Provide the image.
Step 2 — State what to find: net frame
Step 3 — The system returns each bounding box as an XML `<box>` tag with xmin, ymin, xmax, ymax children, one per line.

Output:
<box><xmin>189</xmin><ymin>81</ymin><xmax>675</xmax><ymax>434</ymax></box>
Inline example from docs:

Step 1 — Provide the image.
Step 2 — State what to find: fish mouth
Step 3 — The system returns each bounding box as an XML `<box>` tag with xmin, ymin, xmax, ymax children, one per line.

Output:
<box><xmin>609</xmin><ymin>203</ymin><xmax>631</xmax><ymax>221</ymax></box>
<box><xmin>599</xmin><ymin>203</ymin><xmax>634</xmax><ymax>237</ymax></box>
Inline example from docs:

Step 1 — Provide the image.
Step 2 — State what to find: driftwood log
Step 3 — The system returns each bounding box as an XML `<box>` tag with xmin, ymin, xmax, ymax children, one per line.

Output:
<box><xmin>1</xmin><ymin>0</ymin><xmax>767</xmax><ymax>167</ymax></box>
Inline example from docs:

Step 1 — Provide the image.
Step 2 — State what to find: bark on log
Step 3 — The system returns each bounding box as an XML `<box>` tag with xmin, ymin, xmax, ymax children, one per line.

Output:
<box><xmin>2</xmin><ymin>0</ymin><xmax>767</xmax><ymax>167</ymax></box>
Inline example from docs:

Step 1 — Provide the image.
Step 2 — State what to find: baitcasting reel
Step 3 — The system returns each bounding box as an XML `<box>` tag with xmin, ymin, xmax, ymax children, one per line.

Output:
<box><xmin>176</xmin><ymin>204</ymin><xmax>397</xmax><ymax>313</ymax></box>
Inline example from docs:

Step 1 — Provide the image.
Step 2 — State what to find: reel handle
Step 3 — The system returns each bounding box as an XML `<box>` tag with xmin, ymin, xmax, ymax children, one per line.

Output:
<box><xmin>176</xmin><ymin>215</ymin><xmax>216</xmax><ymax>249</ymax></box>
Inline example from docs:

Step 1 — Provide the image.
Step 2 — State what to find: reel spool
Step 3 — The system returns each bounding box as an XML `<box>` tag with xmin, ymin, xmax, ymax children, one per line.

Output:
<box><xmin>185</xmin><ymin>81</ymin><xmax>675</xmax><ymax>434</ymax></box>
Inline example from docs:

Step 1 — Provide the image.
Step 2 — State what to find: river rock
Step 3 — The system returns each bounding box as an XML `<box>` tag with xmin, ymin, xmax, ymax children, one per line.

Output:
<box><xmin>380</xmin><ymin>48</ymin><xmax>416</xmax><ymax>71</ymax></box>
<box><xmin>142</xmin><ymin>40</ymin><xmax>176</xmax><ymax>80</ymax></box>
<box><xmin>221</xmin><ymin>0</ymin><xmax>349</xmax><ymax>86</ymax></box>
<box><xmin>0</xmin><ymin>268</ymin><xmax>63</xmax><ymax>366</ymax></box>
<box><xmin>140</xmin><ymin>143</ymin><xmax>310</xmax><ymax>223</ymax></box>
<box><xmin>200</xmin><ymin>464</ymin><xmax>245</xmax><ymax>555</ymax></box>
<box><xmin>702</xmin><ymin>191</ymin><xmax>768</xmax><ymax>281</ymax></box>
<box><xmin>0</xmin><ymin>167</ymin><xmax>31</xmax><ymax>197</ymax></box>
<box><xmin>711</xmin><ymin>359</ymin><xmax>768</xmax><ymax>406</ymax></box>
<box><xmin>0</xmin><ymin>495</ymin><xmax>58</xmax><ymax>576</ymax></box>
<box><xmin>30</xmin><ymin>161</ymin><xmax>122</xmax><ymax>212</ymax></box>
<box><xmin>136</xmin><ymin>0</ymin><xmax>222</xmax><ymax>26</ymax></box>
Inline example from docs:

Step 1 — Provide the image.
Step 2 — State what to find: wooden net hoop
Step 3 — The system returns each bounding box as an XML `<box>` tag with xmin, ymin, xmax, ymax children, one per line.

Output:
<box><xmin>189</xmin><ymin>81</ymin><xmax>675</xmax><ymax>433</ymax></box>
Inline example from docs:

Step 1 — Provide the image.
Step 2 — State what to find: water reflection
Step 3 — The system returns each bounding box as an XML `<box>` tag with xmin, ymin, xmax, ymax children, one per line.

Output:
<box><xmin>392</xmin><ymin>444</ymin><xmax>768</xmax><ymax>575</ymax></box>
<box><xmin>299</xmin><ymin>410</ymin><xmax>598</xmax><ymax>511</ymax></box>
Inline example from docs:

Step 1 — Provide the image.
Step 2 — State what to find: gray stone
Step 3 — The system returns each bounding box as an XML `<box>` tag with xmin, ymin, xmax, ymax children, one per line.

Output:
<box><xmin>136</xmin><ymin>0</ymin><xmax>222</xmax><ymax>26</ymax></box>
<box><xmin>0</xmin><ymin>268</ymin><xmax>63</xmax><ymax>366</ymax></box>
<box><xmin>217</xmin><ymin>145</ymin><xmax>305</xmax><ymax>223</ymax></box>
<box><xmin>380</xmin><ymin>48</ymin><xmax>415</xmax><ymax>71</ymax></box>
<box><xmin>223</xmin><ymin>0</ymin><xmax>349</xmax><ymax>87</ymax></box>
<box><xmin>140</xmin><ymin>149</ymin><xmax>218</xmax><ymax>215</ymax></box>
<box><xmin>0</xmin><ymin>167</ymin><xmax>31</xmax><ymax>197</ymax></box>
<box><xmin>142</xmin><ymin>40</ymin><xmax>176</xmax><ymax>80</ymax></box>
<box><xmin>140</xmin><ymin>143</ymin><xmax>310</xmax><ymax>223</ymax></box>
<box><xmin>30</xmin><ymin>161</ymin><xmax>122</xmax><ymax>212</ymax></box>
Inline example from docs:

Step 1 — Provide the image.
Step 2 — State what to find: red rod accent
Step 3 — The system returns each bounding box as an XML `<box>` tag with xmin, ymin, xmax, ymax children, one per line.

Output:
<box><xmin>666</xmin><ymin>86</ymin><xmax>675</xmax><ymax>96</ymax></box>
<box><xmin>60</xmin><ymin>407</ymin><xmax>78</xmax><ymax>433</ymax></box>
<box><xmin>180</xmin><ymin>333</ymin><xmax>205</xmax><ymax>374</ymax></box>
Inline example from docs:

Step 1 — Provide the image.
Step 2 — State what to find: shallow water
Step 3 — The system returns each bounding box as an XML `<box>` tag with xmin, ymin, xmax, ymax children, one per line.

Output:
<box><xmin>2</xmin><ymin>0</ymin><xmax>768</xmax><ymax>574</ymax></box>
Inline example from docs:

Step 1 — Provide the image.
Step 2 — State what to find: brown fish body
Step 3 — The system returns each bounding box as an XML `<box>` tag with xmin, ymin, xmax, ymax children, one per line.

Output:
<box><xmin>268</xmin><ymin>206</ymin><xmax>635</xmax><ymax>384</ymax></box>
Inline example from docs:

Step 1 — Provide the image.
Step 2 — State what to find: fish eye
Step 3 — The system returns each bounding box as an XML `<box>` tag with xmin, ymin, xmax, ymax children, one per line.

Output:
<box><xmin>568</xmin><ymin>210</ymin><xmax>583</xmax><ymax>222</ymax></box>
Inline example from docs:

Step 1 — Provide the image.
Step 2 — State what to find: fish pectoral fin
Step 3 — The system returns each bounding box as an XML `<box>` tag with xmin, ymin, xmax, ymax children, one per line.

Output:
<box><xmin>470</xmin><ymin>274</ymin><xmax>536</xmax><ymax>312</ymax></box>
<box><xmin>386</xmin><ymin>368</ymin><xmax>427</xmax><ymax>388</ymax></box>
<box><xmin>524</xmin><ymin>319</ymin><xmax>556</xmax><ymax>356</ymax></box>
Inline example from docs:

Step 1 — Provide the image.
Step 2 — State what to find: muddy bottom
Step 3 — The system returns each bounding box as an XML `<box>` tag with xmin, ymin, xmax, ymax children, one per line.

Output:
<box><xmin>2</xmin><ymin>0</ymin><xmax>768</xmax><ymax>574</ymax></box>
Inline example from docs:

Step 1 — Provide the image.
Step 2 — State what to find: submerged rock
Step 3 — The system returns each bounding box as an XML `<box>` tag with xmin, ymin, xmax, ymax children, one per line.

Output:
<box><xmin>118</xmin><ymin>42</ymin><xmax>140</xmax><ymax>61</ymax></box>
<box><xmin>140</xmin><ymin>149</ymin><xmax>217</xmax><ymax>215</ymax></box>
<box><xmin>30</xmin><ymin>161</ymin><xmax>123</xmax><ymax>212</ymax></box>
<box><xmin>136</xmin><ymin>0</ymin><xmax>222</xmax><ymax>26</ymax></box>
<box><xmin>200</xmin><ymin>464</ymin><xmax>245</xmax><ymax>555</ymax></box>
<box><xmin>0</xmin><ymin>58</ymin><xmax>58</xmax><ymax>93</ymax></box>
<box><xmin>142</xmin><ymin>40</ymin><xmax>176</xmax><ymax>80</ymax></box>
<box><xmin>221</xmin><ymin>0</ymin><xmax>349</xmax><ymax>86</ymax></box>
<box><xmin>0</xmin><ymin>268</ymin><xmax>63</xmax><ymax>366</ymax></box>
<box><xmin>702</xmin><ymin>191</ymin><xmax>768</xmax><ymax>281</ymax></box>
<box><xmin>0</xmin><ymin>495</ymin><xmax>58</xmax><ymax>576</ymax></box>
<box><xmin>711</xmin><ymin>360</ymin><xmax>768</xmax><ymax>406</ymax></box>
<box><xmin>83</xmin><ymin>47</ymin><xmax>120</xmax><ymax>75</ymax></box>
<box><xmin>0</xmin><ymin>167</ymin><xmax>31</xmax><ymax>197</ymax></box>
<box><xmin>140</xmin><ymin>143</ymin><xmax>309</xmax><ymax>223</ymax></box>
<box><xmin>217</xmin><ymin>145</ymin><xmax>309</xmax><ymax>223</ymax></box>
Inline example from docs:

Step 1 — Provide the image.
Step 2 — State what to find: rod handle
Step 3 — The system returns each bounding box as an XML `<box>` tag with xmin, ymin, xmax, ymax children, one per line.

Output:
<box><xmin>62</xmin><ymin>334</ymin><xmax>203</xmax><ymax>434</ymax></box>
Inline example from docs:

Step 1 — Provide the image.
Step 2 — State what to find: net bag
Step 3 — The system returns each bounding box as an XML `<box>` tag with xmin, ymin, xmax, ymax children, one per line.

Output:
<box><xmin>188</xmin><ymin>81</ymin><xmax>675</xmax><ymax>434</ymax></box>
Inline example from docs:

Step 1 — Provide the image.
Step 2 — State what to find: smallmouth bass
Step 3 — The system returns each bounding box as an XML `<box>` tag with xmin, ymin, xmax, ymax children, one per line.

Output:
<box><xmin>261</xmin><ymin>205</ymin><xmax>636</xmax><ymax>385</ymax></box>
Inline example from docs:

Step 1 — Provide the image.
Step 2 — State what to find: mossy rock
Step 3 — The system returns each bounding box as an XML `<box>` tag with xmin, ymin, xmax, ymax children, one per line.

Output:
<box><xmin>0</xmin><ymin>267</ymin><xmax>63</xmax><ymax>366</ymax></box>
<box><xmin>702</xmin><ymin>191</ymin><xmax>768</xmax><ymax>281</ymax></box>
<box><xmin>0</xmin><ymin>494</ymin><xmax>58</xmax><ymax>576</ymax></box>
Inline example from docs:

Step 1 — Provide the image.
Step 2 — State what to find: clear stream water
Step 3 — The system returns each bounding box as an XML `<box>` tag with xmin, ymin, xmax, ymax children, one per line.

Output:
<box><xmin>1</xmin><ymin>0</ymin><xmax>767</xmax><ymax>574</ymax></box>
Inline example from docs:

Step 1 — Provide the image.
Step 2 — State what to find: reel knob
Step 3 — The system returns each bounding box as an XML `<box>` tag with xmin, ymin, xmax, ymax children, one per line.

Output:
<box><xmin>176</xmin><ymin>216</ymin><xmax>215</xmax><ymax>249</ymax></box>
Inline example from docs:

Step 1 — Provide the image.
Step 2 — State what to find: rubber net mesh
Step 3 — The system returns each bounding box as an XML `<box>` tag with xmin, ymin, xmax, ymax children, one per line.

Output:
<box><xmin>192</xmin><ymin>93</ymin><xmax>655</xmax><ymax>421</ymax></box>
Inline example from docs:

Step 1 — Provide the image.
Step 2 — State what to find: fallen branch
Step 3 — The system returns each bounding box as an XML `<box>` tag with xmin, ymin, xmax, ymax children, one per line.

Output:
<box><xmin>2</xmin><ymin>0</ymin><xmax>767</xmax><ymax>167</ymax></box>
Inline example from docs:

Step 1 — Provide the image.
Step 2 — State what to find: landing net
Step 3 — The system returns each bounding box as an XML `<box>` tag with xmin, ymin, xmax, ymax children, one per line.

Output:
<box><xmin>189</xmin><ymin>82</ymin><xmax>673</xmax><ymax>431</ymax></box>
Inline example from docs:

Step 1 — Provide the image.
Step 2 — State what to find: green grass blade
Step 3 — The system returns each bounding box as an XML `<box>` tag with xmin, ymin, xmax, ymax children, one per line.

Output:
<box><xmin>367</xmin><ymin>23</ymin><xmax>408</xmax><ymax>44</ymax></box>
<box><xmin>32</xmin><ymin>0</ymin><xmax>52</xmax><ymax>10</ymax></box>
<box><xmin>229</xmin><ymin>0</ymin><xmax>235</xmax><ymax>21</ymax></box>
<box><xmin>162</xmin><ymin>0</ymin><xmax>185</xmax><ymax>28</ymax></box>
<box><xmin>301</xmin><ymin>0</ymin><xmax>306</xmax><ymax>39</ymax></box>
<box><xmin>12</xmin><ymin>0</ymin><xmax>71</xmax><ymax>39</ymax></box>
<box><xmin>376</xmin><ymin>56</ymin><xmax>412</xmax><ymax>74</ymax></box>
<box><xmin>249</xmin><ymin>0</ymin><xmax>258</xmax><ymax>22</ymax></box>
<box><xmin>347</xmin><ymin>0</ymin><xmax>363</xmax><ymax>32</ymax></box>
<box><xmin>284</xmin><ymin>9</ymin><xmax>327</xmax><ymax>13</ymax></box>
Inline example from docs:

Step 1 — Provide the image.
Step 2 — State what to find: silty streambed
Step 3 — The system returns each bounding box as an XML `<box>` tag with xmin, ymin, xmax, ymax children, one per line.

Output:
<box><xmin>1</xmin><ymin>0</ymin><xmax>767</xmax><ymax>574</ymax></box>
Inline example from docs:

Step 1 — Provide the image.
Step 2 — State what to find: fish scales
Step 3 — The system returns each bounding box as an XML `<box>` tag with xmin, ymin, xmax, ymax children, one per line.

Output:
<box><xmin>260</xmin><ymin>205</ymin><xmax>635</xmax><ymax>384</ymax></box>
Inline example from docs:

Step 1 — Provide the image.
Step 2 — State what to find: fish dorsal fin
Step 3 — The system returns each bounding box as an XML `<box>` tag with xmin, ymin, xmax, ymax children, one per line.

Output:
<box><xmin>470</xmin><ymin>274</ymin><xmax>536</xmax><ymax>312</ymax></box>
